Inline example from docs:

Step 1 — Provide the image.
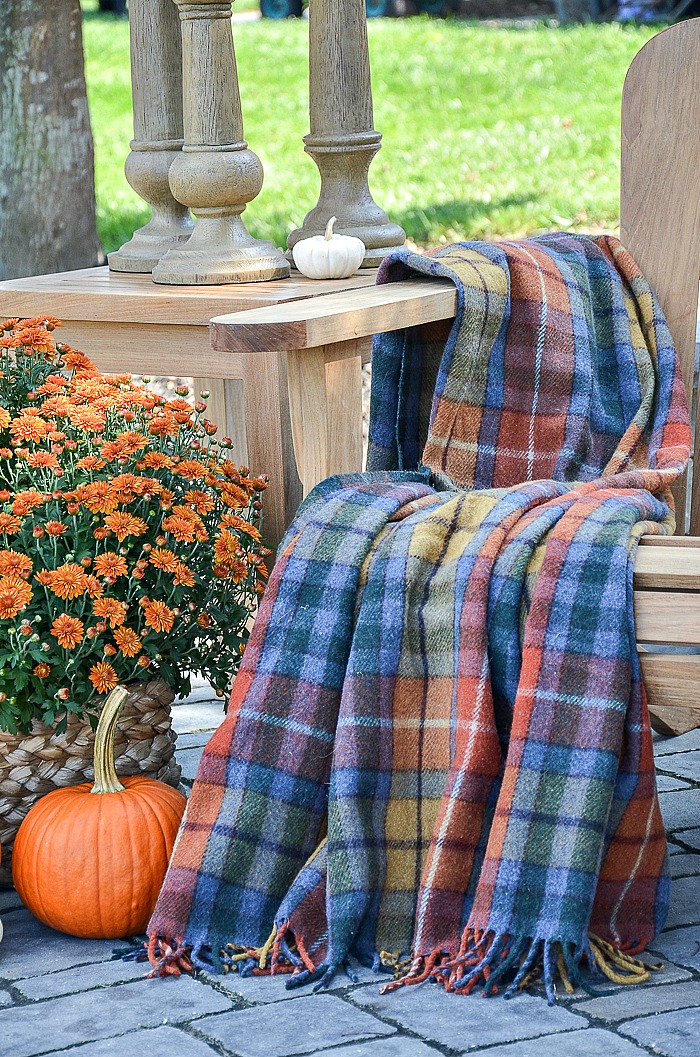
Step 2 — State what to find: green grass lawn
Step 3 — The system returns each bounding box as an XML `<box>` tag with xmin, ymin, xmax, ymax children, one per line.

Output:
<box><xmin>82</xmin><ymin>14</ymin><xmax>660</xmax><ymax>256</ymax></box>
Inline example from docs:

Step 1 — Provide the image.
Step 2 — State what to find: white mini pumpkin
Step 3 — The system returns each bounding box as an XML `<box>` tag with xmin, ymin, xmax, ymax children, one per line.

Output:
<box><xmin>292</xmin><ymin>217</ymin><xmax>366</xmax><ymax>279</ymax></box>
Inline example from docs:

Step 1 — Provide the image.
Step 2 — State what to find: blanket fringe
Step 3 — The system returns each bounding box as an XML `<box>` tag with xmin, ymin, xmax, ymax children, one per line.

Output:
<box><xmin>220</xmin><ymin>924</ymin><xmax>299</xmax><ymax>977</ymax></box>
<box><xmin>145</xmin><ymin>935</ymin><xmax>193</xmax><ymax>978</ymax></box>
<box><xmin>379</xmin><ymin>931</ymin><xmax>662</xmax><ymax>1004</ymax></box>
<box><xmin>143</xmin><ymin>926</ymin><xmax>662</xmax><ymax>999</ymax></box>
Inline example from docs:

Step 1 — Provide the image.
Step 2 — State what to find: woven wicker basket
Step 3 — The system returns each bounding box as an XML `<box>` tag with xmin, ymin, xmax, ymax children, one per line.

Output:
<box><xmin>0</xmin><ymin>678</ymin><xmax>181</xmax><ymax>880</ymax></box>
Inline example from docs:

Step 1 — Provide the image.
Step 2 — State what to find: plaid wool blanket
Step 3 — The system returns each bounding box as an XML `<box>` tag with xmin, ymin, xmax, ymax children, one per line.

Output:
<box><xmin>148</xmin><ymin>234</ymin><xmax>691</xmax><ymax>1002</ymax></box>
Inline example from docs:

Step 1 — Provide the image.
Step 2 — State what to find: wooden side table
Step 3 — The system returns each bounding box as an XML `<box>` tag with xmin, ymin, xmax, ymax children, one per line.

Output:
<box><xmin>0</xmin><ymin>266</ymin><xmax>376</xmax><ymax>548</ymax></box>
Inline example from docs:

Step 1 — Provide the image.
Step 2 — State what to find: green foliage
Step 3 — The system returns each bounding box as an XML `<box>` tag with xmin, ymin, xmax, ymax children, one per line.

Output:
<box><xmin>82</xmin><ymin>17</ymin><xmax>660</xmax><ymax>254</ymax></box>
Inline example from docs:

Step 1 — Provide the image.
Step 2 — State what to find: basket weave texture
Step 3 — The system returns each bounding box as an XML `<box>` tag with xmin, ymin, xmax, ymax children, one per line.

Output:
<box><xmin>0</xmin><ymin>678</ymin><xmax>181</xmax><ymax>857</ymax></box>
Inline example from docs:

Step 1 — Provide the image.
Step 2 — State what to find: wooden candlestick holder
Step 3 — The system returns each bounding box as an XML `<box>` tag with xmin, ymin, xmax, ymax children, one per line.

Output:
<box><xmin>287</xmin><ymin>0</ymin><xmax>405</xmax><ymax>267</ymax></box>
<box><xmin>108</xmin><ymin>0</ymin><xmax>193</xmax><ymax>273</ymax></box>
<box><xmin>152</xmin><ymin>0</ymin><xmax>289</xmax><ymax>285</ymax></box>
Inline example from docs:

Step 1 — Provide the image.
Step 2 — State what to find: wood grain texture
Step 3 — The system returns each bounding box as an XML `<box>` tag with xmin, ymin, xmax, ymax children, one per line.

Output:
<box><xmin>633</xmin><ymin>544</ymin><xmax>700</xmax><ymax>590</ymax></box>
<box><xmin>239</xmin><ymin>351</ymin><xmax>302</xmax><ymax>550</ymax></box>
<box><xmin>635</xmin><ymin>591</ymin><xmax>700</xmax><ymax>645</ymax></box>
<box><xmin>325</xmin><ymin>345</ymin><xmax>365</xmax><ymax>475</ymax></box>
<box><xmin>287</xmin><ymin>339</ymin><xmax>367</xmax><ymax>495</ymax></box>
<box><xmin>621</xmin><ymin>18</ymin><xmax>700</xmax><ymax>534</ymax></box>
<box><xmin>0</xmin><ymin>267</ymin><xmax>377</xmax><ymax>326</ymax></box>
<box><xmin>51</xmin><ymin>321</ymin><xmax>242</xmax><ymax>379</ymax></box>
<box><xmin>107</xmin><ymin>0</ymin><xmax>193</xmax><ymax>272</ymax></box>
<box><xmin>287</xmin><ymin>0</ymin><xmax>405</xmax><ymax>265</ymax></box>
<box><xmin>211</xmin><ymin>279</ymin><xmax>458</xmax><ymax>352</ymax></box>
<box><xmin>639</xmin><ymin>654</ymin><xmax>700</xmax><ymax>735</ymax></box>
<box><xmin>191</xmin><ymin>378</ymin><xmax>247</xmax><ymax>462</ymax></box>
<box><xmin>151</xmin><ymin>0</ymin><xmax>289</xmax><ymax>284</ymax></box>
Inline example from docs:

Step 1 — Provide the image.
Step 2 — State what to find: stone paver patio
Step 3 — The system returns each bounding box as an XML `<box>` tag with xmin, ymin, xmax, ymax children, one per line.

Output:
<box><xmin>2</xmin><ymin>685</ymin><xmax>700</xmax><ymax>1057</ymax></box>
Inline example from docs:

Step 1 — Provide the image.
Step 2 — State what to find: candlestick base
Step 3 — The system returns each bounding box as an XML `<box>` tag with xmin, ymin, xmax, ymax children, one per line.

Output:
<box><xmin>108</xmin><ymin>144</ymin><xmax>194</xmax><ymax>274</ymax></box>
<box><xmin>287</xmin><ymin>133</ymin><xmax>405</xmax><ymax>267</ymax></box>
<box><xmin>152</xmin><ymin>211</ymin><xmax>290</xmax><ymax>285</ymax></box>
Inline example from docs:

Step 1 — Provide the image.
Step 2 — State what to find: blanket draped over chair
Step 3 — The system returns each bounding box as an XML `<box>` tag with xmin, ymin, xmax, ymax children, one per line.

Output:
<box><xmin>148</xmin><ymin>234</ymin><xmax>691</xmax><ymax>1002</ymax></box>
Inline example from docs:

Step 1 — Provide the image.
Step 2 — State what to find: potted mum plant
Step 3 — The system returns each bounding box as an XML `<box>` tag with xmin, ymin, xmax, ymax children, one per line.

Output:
<box><xmin>0</xmin><ymin>316</ymin><xmax>270</xmax><ymax>864</ymax></box>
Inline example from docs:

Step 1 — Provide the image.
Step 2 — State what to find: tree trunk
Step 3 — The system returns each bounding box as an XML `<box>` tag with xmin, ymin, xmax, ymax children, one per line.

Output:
<box><xmin>0</xmin><ymin>0</ymin><xmax>102</xmax><ymax>281</ymax></box>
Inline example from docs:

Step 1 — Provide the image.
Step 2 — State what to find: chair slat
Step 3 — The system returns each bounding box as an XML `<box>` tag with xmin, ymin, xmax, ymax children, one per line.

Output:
<box><xmin>635</xmin><ymin>591</ymin><xmax>700</xmax><ymax>645</ymax></box>
<box><xmin>633</xmin><ymin>543</ymin><xmax>700</xmax><ymax>590</ymax></box>
<box><xmin>639</xmin><ymin>654</ymin><xmax>700</xmax><ymax>735</ymax></box>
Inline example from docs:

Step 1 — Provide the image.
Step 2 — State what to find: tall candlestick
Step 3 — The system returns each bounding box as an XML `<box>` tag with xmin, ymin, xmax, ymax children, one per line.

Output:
<box><xmin>152</xmin><ymin>0</ymin><xmax>289</xmax><ymax>285</ymax></box>
<box><xmin>108</xmin><ymin>0</ymin><xmax>193</xmax><ymax>273</ymax></box>
<box><xmin>287</xmin><ymin>0</ymin><xmax>405</xmax><ymax>267</ymax></box>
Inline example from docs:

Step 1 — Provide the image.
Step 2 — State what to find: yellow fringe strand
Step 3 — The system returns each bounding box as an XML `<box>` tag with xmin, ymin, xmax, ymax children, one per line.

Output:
<box><xmin>588</xmin><ymin>934</ymin><xmax>662</xmax><ymax>986</ymax></box>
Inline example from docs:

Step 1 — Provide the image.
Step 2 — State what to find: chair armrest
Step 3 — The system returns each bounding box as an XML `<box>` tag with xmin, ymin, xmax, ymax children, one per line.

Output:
<box><xmin>209</xmin><ymin>278</ymin><xmax>457</xmax><ymax>353</ymax></box>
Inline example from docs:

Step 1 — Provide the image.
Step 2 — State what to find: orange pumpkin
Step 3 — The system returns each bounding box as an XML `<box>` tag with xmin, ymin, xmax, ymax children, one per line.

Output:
<box><xmin>12</xmin><ymin>686</ymin><xmax>186</xmax><ymax>939</ymax></box>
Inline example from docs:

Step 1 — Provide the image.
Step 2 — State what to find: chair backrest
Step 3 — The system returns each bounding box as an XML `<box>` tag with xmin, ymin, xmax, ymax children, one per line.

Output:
<box><xmin>621</xmin><ymin>18</ymin><xmax>700</xmax><ymax>535</ymax></box>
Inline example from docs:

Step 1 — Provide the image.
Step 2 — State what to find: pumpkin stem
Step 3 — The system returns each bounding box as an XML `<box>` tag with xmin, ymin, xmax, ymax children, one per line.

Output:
<box><xmin>324</xmin><ymin>216</ymin><xmax>336</xmax><ymax>241</ymax></box>
<box><xmin>91</xmin><ymin>685</ymin><xmax>129</xmax><ymax>794</ymax></box>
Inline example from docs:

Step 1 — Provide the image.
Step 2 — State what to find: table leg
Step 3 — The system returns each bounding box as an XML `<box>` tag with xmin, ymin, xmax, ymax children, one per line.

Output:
<box><xmin>239</xmin><ymin>352</ymin><xmax>302</xmax><ymax>552</ymax></box>
<box><xmin>194</xmin><ymin>377</ymin><xmax>248</xmax><ymax>466</ymax></box>
<box><xmin>287</xmin><ymin>338</ymin><xmax>365</xmax><ymax>497</ymax></box>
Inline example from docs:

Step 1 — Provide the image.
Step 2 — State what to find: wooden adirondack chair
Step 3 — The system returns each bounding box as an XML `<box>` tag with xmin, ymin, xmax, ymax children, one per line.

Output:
<box><xmin>209</xmin><ymin>19</ymin><xmax>700</xmax><ymax>737</ymax></box>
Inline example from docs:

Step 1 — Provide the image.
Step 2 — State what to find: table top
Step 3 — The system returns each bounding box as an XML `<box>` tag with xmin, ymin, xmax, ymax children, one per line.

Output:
<box><xmin>0</xmin><ymin>266</ymin><xmax>379</xmax><ymax>327</ymax></box>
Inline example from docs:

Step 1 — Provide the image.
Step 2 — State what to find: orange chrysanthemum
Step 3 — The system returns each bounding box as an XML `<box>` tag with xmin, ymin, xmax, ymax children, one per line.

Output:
<box><xmin>0</xmin><ymin>550</ymin><xmax>32</xmax><ymax>579</ymax></box>
<box><xmin>172</xmin><ymin>459</ymin><xmax>207</xmax><ymax>481</ymax></box>
<box><xmin>142</xmin><ymin>599</ymin><xmax>175</xmax><ymax>634</ymax></box>
<box><xmin>0</xmin><ymin>408</ymin><xmax>10</xmax><ymax>430</ymax></box>
<box><xmin>93</xmin><ymin>552</ymin><xmax>128</xmax><ymax>579</ymax></box>
<box><xmin>45</xmin><ymin>521</ymin><xmax>67</xmax><ymax>536</ymax></box>
<box><xmin>184</xmin><ymin>489</ymin><xmax>214</xmax><ymax>515</ymax></box>
<box><xmin>11</xmin><ymin>489</ymin><xmax>46</xmax><ymax>516</ymax></box>
<box><xmin>104</xmin><ymin>512</ymin><xmax>148</xmax><ymax>541</ymax></box>
<box><xmin>66</xmin><ymin>406</ymin><xmax>105</xmax><ymax>432</ymax></box>
<box><xmin>100</xmin><ymin>432</ymin><xmax>149</xmax><ymax>460</ymax></box>
<box><xmin>10</xmin><ymin>413</ymin><xmax>49</xmax><ymax>443</ymax></box>
<box><xmin>214</xmin><ymin>529</ymin><xmax>241</xmax><ymax>569</ymax></box>
<box><xmin>149</xmin><ymin>548</ymin><xmax>180</xmax><ymax>574</ymax></box>
<box><xmin>43</xmin><ymin>563</ymin><xmax>88</xmax><ymax>600</ymax></box>
<box><xmin>221</xmin><ymin>483</ymin><xmax>250</xmax><ymax>509</ymax></box>
<box><xmin>147</xmin><ymin>414</ymin><xmax>179</xmax><ymax>438</ymax></box>
<box><xmin>0</xmin><ymin>513</ymin><xmax>22</xmax><ymax>535</ymax></box>
<box><xmin>140</xmin><ymin>452</ymin><xmax>172</xmax><ymax>470</ymax></box>
<box><xmin>0</xmin><ymin>575</ymin><xmax>33</xmax><ymax>618</ymax></box>
<box><xmin>161</xmin><ymin>516</ymin><xmax>197</xmax><ymax>543</ymax></box>
<box><xmin>71</xmin><ymin>481</ymin><xmax>119</xmax><ymax>514</ymax></box>
<box><xmin>92</xmin><ymin>596</ymin><xmax>126</xmax><ymax>628</ymax></box>
<box><xmin>60</xmin><ymin>349</ymin><xmax>98</xmax><ymax>373</ymax></box>
<box><xmin>84</xmin><ymin>575</ymin><xmax>104</xmax><ymax>599</ymax></box>
<box><xmin>75</xmin><ymin>456</ymin><xmax>106</xmax><ymax>472</ymax></box>
<box><xmin>27</xmin><ymin>452</ymin><xmax>61</xmax><ymax>472</ymax></box>
<box><xmin>50</xmin><ymin>614</ymin><xmax>84</xmax><ymax>650</ymax></box>
<box><xmin>13</xmin><ymin>325</ymin><xmax>54</xmax><ymax>352</ymax></box>
<box><xmin>33</xmin><ymin>662</ymin><xmax>51</xmax><ymax>679</ymax></box>
<box><xmin>89</xmin><ymin>661</ymin><xmax>119</xmax><ymax>694</ymax></box>
<box><xmin>173</xmin><ymin>562</ymin><xmax>196</xmax><ymax>587</ymax></box>
<box><xmin>113</xmin><ymin>626</ymin><xmax>142</xmax><ymax>658</ymax></box>
<box><xmin>219</xmin><ymin>512</ymin><xmax>262</xmax><ymax>542</ymax></box>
